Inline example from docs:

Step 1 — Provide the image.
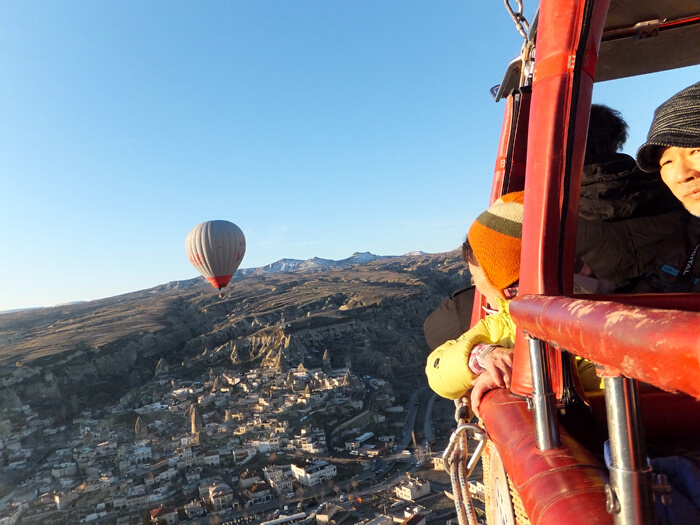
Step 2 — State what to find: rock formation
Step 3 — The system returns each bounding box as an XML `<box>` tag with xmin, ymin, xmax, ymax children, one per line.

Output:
<box><xmin>0</xmin><ymin>251</ymin><xmax>466</xmax><ymax>420</ymax></box>
<box><xmin>135</xmin><ymin>416</ymin><xmax>147</xmax><ymax>439</ymax></box>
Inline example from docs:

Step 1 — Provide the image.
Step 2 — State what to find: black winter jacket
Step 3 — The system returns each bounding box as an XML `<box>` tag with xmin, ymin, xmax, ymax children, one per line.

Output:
<box><xmin>576</xmin><ymin>153</ymin><xmax>699</xmax><ymax>291</ymax></box>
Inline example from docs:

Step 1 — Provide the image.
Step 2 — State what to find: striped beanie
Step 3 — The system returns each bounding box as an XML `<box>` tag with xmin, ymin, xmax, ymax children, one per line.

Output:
<box><xmin>637</xmin><ymin>81</ymin><xmax>700</xmax><ymax>172</ymax></box>
<box><xmin>468</xmin><ymin>191</ymin><xmax>524</xmax><ymax>291</ymax></box>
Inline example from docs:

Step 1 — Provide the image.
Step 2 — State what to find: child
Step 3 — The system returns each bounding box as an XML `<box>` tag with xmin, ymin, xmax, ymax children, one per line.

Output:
<box><xmin>426</xmin><ymin>191</ymin><xmax>600</xmax><ymax>416</ymax></box>
<box><xmin>425</xmin><ymin>191</ymin><xmax>523</xmax><ymax>416</ymax></box>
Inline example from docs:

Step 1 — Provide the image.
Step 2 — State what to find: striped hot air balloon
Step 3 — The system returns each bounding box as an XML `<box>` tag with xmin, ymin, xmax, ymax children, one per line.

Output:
<box><xmin>185</xmin><ymin>220</ymin><xmax>246</xmax><ymax>290</ymax></box>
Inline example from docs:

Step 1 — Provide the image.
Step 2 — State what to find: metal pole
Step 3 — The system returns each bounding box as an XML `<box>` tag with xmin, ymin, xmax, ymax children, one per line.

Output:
<box><xmin>528</xmin><ymin>337</ymin><xmax>560</xmax><ymax>450</ymax></box>
<box><xmin>603</xmin><ymin>376</ymin><xmax>654</xmax><ymax>525</ymax></box>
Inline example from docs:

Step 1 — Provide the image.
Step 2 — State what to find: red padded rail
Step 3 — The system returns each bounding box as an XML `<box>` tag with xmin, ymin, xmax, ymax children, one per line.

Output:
<box><xmin>481</xmin><ymin>388</ymin><xmax>611</xmax><ymax>525</ymax></box>
<box><xmin>562</xmin><ymin>293</ymin><xmax>700</xmax><ymax>312</ymax></box>
<box><xmin>510</xmin><ymin>294</ymin><xmax>700</xmax><ymax>398</ymax></box>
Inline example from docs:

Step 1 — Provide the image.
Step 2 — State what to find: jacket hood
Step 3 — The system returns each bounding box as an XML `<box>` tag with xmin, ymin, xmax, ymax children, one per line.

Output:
<box><xmin>580</xmin><ymin>153</ymin><xmax>682</xmax><ymax>221</ymax></box>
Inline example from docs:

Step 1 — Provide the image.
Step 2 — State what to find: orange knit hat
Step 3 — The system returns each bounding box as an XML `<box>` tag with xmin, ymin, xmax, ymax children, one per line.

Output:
<box><xmin>467</xmin><ymin>191</ymin><xmax>524</xmax><ymax>291</ymax></box>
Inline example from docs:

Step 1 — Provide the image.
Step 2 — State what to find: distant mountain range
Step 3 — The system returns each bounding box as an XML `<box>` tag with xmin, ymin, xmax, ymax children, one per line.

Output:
<box><xmin>0</xmin><ymin>252</ymin><xmax>428</xmax><ymax>314</ymax></box>
<box><xmin>235</xmin><ymin>251</ymin><xmax>425</xmax><ymax>278</ymax></box>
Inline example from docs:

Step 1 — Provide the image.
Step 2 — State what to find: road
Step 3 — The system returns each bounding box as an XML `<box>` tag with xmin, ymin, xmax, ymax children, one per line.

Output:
<box><xmin>423</xmin><ymin>392</ymin><xmax>437</xmax><ymax>441</ymax></box>
<box><xmin>399</xmin><ymin>388</ymin><xmax>422</xmax><ymax>448</ymax></box>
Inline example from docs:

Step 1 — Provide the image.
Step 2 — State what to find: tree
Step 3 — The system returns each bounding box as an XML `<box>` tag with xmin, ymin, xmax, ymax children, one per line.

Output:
<box><xmin>318</xmin><ymin>482</ymin><xmax>329</xmax><ymax>500</ymax></box>
<box><xmin>414</xmin><ymin>444</ymin><xmax>426</xmax><ymax>464</ymax></box>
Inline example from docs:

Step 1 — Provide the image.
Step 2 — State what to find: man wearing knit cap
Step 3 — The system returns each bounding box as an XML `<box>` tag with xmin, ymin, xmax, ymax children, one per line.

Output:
<box><xmin>425</xmin><ymin>192</ymin><xmax>524</xmax><ymax>417</ymax></box>
<box><xmin>637</xmin><ymin>81</ymin><xmax>700</xmax><ymax>217</ymax></box>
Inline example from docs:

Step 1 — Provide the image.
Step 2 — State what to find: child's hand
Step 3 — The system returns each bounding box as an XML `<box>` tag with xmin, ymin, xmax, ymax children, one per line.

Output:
<box><xmin>480</xmin><ymin>346</ymin><xmax>513</xmax><ymax>389</ymax></box>
<box><xmin>470</xmin><ymin>372</ymin><xmax>500</xmax><ymax>418</ymax></box>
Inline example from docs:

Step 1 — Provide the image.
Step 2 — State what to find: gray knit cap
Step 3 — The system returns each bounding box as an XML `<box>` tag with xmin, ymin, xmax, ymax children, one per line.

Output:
<box><xmin>636</xmin><ymin>81</ymin><xmax>700</xmax><ymax>172</ymax></box>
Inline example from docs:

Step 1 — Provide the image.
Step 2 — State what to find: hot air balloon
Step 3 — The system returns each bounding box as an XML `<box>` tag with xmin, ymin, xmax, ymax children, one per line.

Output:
<box><xmin>185</xmin><ymin>220</ymin><xmax>246</xmax><ymax>290</ymax></box>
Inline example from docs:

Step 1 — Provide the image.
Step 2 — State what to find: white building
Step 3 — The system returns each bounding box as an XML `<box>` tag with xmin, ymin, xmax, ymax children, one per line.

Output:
<box><xmin>185</xmin><ymin>469</ymin><xmax>201</xmax><ymax>484</ymax></box>
<box><xmin>152</xmin><ymin>464</ymin><xmax>177</xmax><ymax>483</ymax></box>
<box><xmin>431</xmin><ymin>457</ymin><xmax>445</xmax><ymax>470</ymax></box>
<box><xmin>209</xmin><ymin>482</ymin><xmax>236</xmax><ymax>511</ymax></box>
<box><xmin>51</xmin><ymin>462</ymin><xmax>77</xmax><ymax>479</ymax></box>
<box><xmin>291</xmin><ymin>460</ymin><xmax>337</xmax><ymax>487</ymax></box>
<box><xmin>362</xmin><ymin>517</ymin><xmax>393</xmax><ymax>525</ymax></box>
<box><xmin>263</xmin><ymin>465</ymin><xmax>294</xmax><ymax>495</ymax></box>
<box><xmin>183</xmin><ymin>500</ymin><xmax>206</xmax><ymax>519</ymax></box>
<box><xmin>244</xmin><ymin>482</ymin><xmax>272</xmax><ymax>506</ymax></box>
<box><xmin>345</xmin><ymin>432</ymin><xmax>374</xmax><ymax>451</ymax></box>
<box><xmin>133</xmin><ymin>446</ymin><xmax>152</xmax><ymax>463</ymax></box>
<box><xmin>240</xmin><ymin>469</ymin><xmax>261</xmax><ymax>489</ymax></box>
<box><xmin>232</xmin><ymin>447</ymin><xmax>249</xmax><ymax>463</ymax></box>
<box><xmin>149</xmin><ymin>505</ymin><xmax>179</xmax><ymax>524</ymax></box>
<box><xmin>204</xmin><ymin>453</ymin><xmax>220</xmax><ymax>466</ymax></box>
<box><xmin>395</xmin><ymin>478</ymin><xmax>431</xmax><ymax>501</ymax></box>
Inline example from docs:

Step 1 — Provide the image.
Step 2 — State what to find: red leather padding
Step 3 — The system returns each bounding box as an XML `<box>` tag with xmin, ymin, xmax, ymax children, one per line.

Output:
<box><xmin>510</xmin><ymin>294</ymin><xmax>700</xmax><ymax>399</ymax></box>
<box><xmin>481</xmin><ymin>388</ymin><xmax>612</xmax><ymax>525</ymax></box>
<box><xmin>564</xmin><ymin>293</ymin><xmax>700</xmax><ymax>312</ymax></box>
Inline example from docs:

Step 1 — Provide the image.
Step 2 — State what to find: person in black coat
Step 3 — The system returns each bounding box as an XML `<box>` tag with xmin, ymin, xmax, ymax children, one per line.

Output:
<box><xmin>576</xmin><ymin>104</ymin><xmax>698</xmax><ymax>292</ymax></box>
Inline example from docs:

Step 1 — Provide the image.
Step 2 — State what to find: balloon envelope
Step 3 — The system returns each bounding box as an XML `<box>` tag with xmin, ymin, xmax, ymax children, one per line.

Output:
<box><xmin>185</xmin><ymin>220</ymin><xmax>246</xmax><ymax>290</ymax></box>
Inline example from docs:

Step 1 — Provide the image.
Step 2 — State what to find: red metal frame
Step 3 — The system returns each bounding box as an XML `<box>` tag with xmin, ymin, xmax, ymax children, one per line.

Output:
<box><xmin>471</xmin><ymin>90</ymin><xmax>532</xmax><ymax>329</ymax></box>
<box><xmin>510</xmin><ymin>0</ymin><xmax>610</xmax><ymax>399</ymax></box>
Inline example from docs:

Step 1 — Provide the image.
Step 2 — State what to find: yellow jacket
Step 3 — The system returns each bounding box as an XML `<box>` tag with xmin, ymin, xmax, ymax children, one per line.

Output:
<box><xmin>426</xmin><ymin>298</ymin><xmax>515</xmax><ymax>400</ymax></box>
<box><xmin>425</xmin><ymin>298</ymin><xmax>603</xmax><ymax>400</ymax></box>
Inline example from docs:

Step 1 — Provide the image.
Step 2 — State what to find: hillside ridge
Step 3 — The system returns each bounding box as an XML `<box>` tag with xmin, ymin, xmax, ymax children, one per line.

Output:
<box><xmin>0</xmin><ymin>250</ymin><xmax>466</xmax><ymax>421</ymax></box>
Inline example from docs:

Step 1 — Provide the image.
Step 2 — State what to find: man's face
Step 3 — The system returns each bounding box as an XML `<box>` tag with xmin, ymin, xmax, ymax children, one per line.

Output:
<box><xmin>658</xmin><ymin>146</ymin><xmax>700</xmax><ymax>217</ymax></box>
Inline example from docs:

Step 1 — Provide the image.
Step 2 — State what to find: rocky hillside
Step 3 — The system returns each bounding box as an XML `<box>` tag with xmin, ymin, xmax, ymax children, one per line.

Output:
<box><xmin>0</xmin><ymin>251</ymin><xmax>467</xmax><ymax>421</ymax></box>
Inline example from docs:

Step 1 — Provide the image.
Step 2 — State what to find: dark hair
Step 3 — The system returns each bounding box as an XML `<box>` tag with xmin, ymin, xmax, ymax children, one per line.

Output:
<box><xmin>586</xmin><ymin>104</ymin><xmax>629</xmax><ymax>162</ymax></box>
<box><xmin>461</xmin><ymin>237</ymin><xmax>479</xmax><ymax>266</ymax></box>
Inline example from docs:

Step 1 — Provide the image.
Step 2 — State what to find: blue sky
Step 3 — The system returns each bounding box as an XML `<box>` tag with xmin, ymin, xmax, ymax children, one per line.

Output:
<box><xmin>1</xmin><ymin>2</ymin><xmax>698</xmax><ymax>311</ymax></box>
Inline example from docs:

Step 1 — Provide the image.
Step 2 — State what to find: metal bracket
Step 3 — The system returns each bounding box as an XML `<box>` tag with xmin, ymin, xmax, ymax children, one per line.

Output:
<box><xmin>652</xmin><ymin>473</ymin><xmax>672</xmax><ymax>506</ymax></box>
<box><xmin>442</xmin><ymin>423</ymin><xmax>488</xmax><ymax>476</ymax></box>
<box><xmin>633</xmin><ymin>20</ymin><xmax>660</xmax><ymax>42</ymax></box>
<box><xmin>605</xmin><ymin>483</ymin><xmax>621</xmax><ymax>514</ymax></box>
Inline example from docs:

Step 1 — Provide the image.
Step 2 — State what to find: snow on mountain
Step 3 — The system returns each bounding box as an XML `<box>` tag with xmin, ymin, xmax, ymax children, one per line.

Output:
<box><xmin>341</xmin><ymin>251</ymin><xmax>385</xmax><ymax>264</ymax></box>
<box><xmin>233</xmin><ymin>252</ymin><xmax>397</xmax><ymax>279</ymax></box>
<box><xmin>160</xmin><ymin>277</ymin><xmax>201</xmax><ymax>290</ymax></box>
<box><xmin>247</xmin><ymin>258</ymin><xmax>306</xmax><ymax>276</ymax></box>
<box><xmin>297</xmin><ymin>257</ymin><xmax>338</xmax><ymax>271</ymax></box>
